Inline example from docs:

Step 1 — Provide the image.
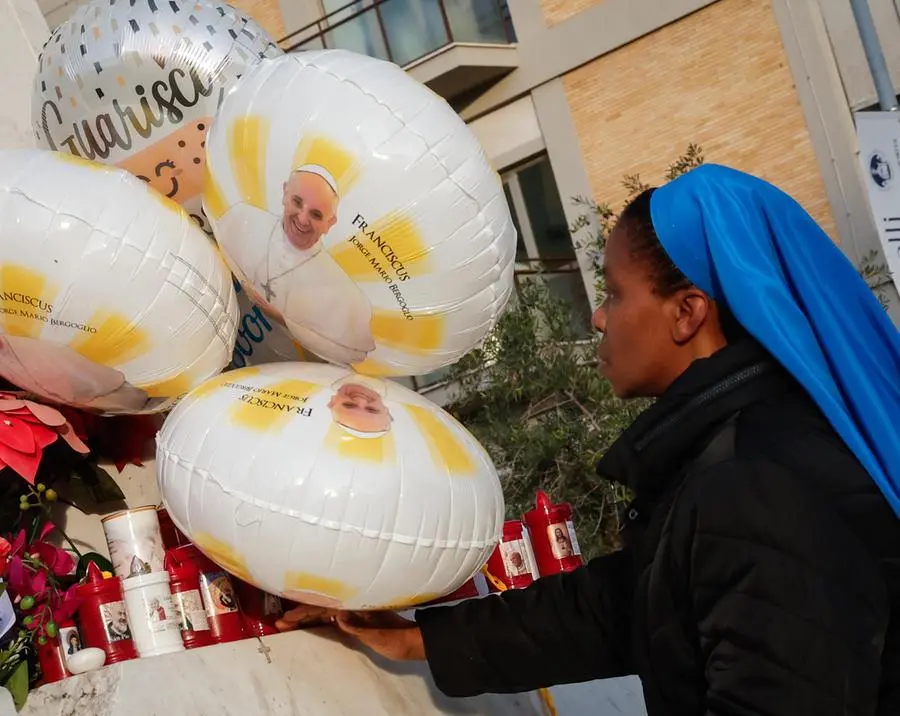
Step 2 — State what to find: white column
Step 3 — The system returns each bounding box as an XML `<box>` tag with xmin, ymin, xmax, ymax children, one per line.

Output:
<box><xmin>0</xmin><ymin>0</ymin><xmax>49</xmax><ymax>150</ymax></box>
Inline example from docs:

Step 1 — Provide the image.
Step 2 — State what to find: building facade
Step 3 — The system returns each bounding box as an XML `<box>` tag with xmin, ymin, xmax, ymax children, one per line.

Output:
<box><xmin>37</xmin><ymin>0</ymin><xmax>900</xmax><ymax>396</ymax></box>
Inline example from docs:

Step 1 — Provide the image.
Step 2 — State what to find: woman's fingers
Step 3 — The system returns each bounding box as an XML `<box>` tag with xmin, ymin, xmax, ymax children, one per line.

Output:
<box><xmin>277</xmin><ymin>606</ymin><xmax>426</xmax><ymax>662</ymax></box>
<box><xmin>335</xmin><ymin>611</ymin><xmax>426</xmax><ymax>661</ymax></box>
<box><xmin>275</xmin><ymin>604</ymin><xmax>338</xmax><ymax>631</ymax></box>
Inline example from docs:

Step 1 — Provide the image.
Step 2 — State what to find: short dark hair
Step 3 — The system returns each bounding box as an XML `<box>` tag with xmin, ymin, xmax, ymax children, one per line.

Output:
<box><xmin>617</xmin><ymin>188</ymin><xmax>747</xmax><ymax>342</ymax></box>
<box><xmin>617</xmin><ymin>188</ymin><xmax>692</xmax><ymax>297</ymax></box>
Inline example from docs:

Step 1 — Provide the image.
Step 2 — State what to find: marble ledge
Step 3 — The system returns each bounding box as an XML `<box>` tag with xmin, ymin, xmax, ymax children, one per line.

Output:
<box><xmin>0</xmin><ymin>628</ymin><xmax>648</xmax><ymax>716</ymax></box>
<box><xmin>7</xmin><ymin>629</ymin><xmax>549</xmax><ymax>716</ymax></box>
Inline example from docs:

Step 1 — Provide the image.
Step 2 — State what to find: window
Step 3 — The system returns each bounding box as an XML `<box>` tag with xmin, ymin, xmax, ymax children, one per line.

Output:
<box><xmin>319</xmin><ymin>1</ymin><xmax>390</xmax><ymax>60</ymax></box>
<box><xmin>302</xmin><ymin>1</ymin><xmax>516</xmax><ymax>65</ymax></box>
<box><xmin>503</xmin><ymin>154</ymin><xmax>594</xmax><ymax>337</ymax></box>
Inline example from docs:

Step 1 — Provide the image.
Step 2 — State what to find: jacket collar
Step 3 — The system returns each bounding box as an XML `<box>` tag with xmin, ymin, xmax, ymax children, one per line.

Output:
<box><xmin>596</xmin><ymin>340</ymin><xmax>789</xmax><ymax>499</ymax></box>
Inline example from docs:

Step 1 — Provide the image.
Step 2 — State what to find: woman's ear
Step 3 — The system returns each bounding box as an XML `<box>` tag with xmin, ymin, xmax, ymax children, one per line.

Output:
<box><xmin>670</xmin><ymin>288</ymin><xmax>712</xmax><ymax>345</ymax></box>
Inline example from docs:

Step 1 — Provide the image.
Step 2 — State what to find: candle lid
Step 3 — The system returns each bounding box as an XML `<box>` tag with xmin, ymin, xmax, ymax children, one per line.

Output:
<box><xmin>165</xmin><ymin>549</ymin><xmax>200</xmax><ymax>581</ymax></box>
<box><xmin>101</xmin><ymin>505</ymin><xmax>158</xmax><ymax>523</ymax></box>
<box><xmin>121</xmin><ymin>570</ymin><xmax>170</xmax><ymax>590</ymax></box>
<box><xmin>522</xmin><ymin>490</ymin><xmax>573</xmax><ymax>522</ymax></box>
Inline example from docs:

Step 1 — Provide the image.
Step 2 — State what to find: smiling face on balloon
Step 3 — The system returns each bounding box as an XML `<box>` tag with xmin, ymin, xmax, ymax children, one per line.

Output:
<box><xmin>116</xmin><ymin>117</ymin><xmax>210</xmax><ymax>207</ymax></box>
<box><xmin>281</xmin><ymin>169</ymin><xmax>339</xmax><ymax>251</ymax></box>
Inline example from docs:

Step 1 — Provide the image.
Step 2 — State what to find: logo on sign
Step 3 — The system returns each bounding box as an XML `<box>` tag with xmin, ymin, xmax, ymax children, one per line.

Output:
<box><xmin>869</xmin><ymin>151</ymin><xmax>893</xmax><ymax>190</ymax></box>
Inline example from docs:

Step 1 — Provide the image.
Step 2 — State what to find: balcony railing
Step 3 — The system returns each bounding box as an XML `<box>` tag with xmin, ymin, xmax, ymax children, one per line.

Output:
<box><xmin>280</xmin><ymin>0</ymin><xmax>516</xmax><ymax>68</ymax></box>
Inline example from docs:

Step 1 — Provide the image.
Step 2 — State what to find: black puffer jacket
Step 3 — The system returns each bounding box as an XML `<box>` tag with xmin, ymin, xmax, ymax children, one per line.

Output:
<box><xmin>416</xmin><ymin>341</ymin><xmax>900</xmax><ymax>715</ymax></box>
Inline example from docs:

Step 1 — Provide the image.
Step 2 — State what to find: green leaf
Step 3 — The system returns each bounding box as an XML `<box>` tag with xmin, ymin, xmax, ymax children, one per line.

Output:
<box><xmin>75</xmin><ymin>552</ymin><xmax>114</xmax><ymax>582</ymax></box>
<box><xmin>73</xmin><ymin>461</ymin><xmax>126</xmax><ymax>505</ymax></box>
<box><xmin>6</xmin><ymin>660</ymin><xmax>27</xmax><ymax>711</ymax></box>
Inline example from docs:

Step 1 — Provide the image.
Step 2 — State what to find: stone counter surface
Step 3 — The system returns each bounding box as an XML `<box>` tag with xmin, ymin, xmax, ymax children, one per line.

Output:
<box><xmin>0</xmin><ymin>628</ymin><xmax>648</xmax><ymax>716</ymax></box>
<box><xmin>8</xmin><ymin>630</ymin><xmax>545</xmax><ymax>716</ymax></box>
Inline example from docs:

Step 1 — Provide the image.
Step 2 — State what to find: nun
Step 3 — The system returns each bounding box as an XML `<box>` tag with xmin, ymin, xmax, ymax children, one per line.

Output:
<box><xmin>276</xmin><ymin>164</ymin><xmax>900</xmax><ymax>716</ymax></box>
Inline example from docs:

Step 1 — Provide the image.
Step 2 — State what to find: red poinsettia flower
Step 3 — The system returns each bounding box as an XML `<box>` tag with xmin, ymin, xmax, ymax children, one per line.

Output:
<box><xmin>101</xmin><ymin>414</ymin><xmax>162</xmax><ymax>472</ymax></box>
<box><xmin>0</xmin><ymin>393</ymin><xmax>89</xmax><ymax>483</ymax></box>
<box><xmin>55</xmin><ymin>408</ymin><xmax>160</xmax><ymax>472</ymax></box>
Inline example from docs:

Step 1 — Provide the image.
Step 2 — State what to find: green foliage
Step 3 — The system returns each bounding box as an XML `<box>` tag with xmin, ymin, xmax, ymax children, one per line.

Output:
<box><xmin>446</xmin><ymin>280</ymin><xmax>640</xmax><ymax>558</ymax></box>
<box><xmin>446</xmin><ymin>146</ymin><xmax>705</xmax><ymax>559</ymax></box>
<box><xmin>7</xmin><ymin>661</ymin><xmax>28</xmax><ymax>711</ymax></box>
<box><xmin>858</xmin><ymin>249</ymin><xmax>893</xmax><ymax>310</ymax></box>
<box><xmin>0</xmin><ymin>632</ymin><xmax>31</xmax><ymax>712</ymax></box>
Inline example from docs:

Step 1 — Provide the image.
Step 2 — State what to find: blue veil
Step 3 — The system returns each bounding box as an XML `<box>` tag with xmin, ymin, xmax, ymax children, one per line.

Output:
<box><xmin>650</xmin><ymin>164</ymin><xmax>900</xmax><ymax>518</ymax></box>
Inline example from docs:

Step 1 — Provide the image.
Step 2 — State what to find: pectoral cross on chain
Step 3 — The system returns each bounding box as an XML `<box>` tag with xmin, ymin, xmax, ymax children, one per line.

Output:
<box><xmin>261</xmin><ymin>280</ymin><xmax>276</xmax><ymax>302</ymax></box>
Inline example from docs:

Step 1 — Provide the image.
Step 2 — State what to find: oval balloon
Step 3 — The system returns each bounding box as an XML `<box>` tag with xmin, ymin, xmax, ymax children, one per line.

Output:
<box><xmin>32</xmin><ymin>0</ymin><xmax>282</xmax><ymax>236</ymax></box>
<box><xmin>156</xmin><ymin>361</ymin><xmax>504</xmax><ymax>610</ymax></box>
<box><xmin>203</xmin><ymin>50</ymin><xmax>517</xmax><ymax>376</ymax></box>
<box><xmin>0</xmin><ymin>149</ymin><xmax>238</xmax><ymax>414</ymax></box>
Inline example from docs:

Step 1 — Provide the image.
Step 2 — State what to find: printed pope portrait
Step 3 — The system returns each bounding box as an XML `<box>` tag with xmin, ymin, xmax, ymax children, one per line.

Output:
<box><xmin>327</xmin><ymin>374</ymin><xmax>393</xmax><ymax>438</ymax></box>
<box><xmin>500</xmin><ymin>543</ymin><xmax>529</xmax><ymax>577</ymax></box>
<box><xmin>220</xmin><ymin>164</ymin><xmax>376</xmax><ymax>367</ymax></box>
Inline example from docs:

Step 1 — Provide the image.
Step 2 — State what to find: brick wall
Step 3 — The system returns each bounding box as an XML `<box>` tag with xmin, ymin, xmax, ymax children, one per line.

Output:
<box><xmin>561</xmin><ymin>0</ymin><xmax>836</xmax><ymax>239</ymax></box>
<box><xmin>229</xmin><ymin>0</ymin><xmax>285</xmax><ymax>40</ymax></box>
<box><xmin>540</xmin><ymin>0</ymin><xmax>607</xmax><ymax>27</ymax></box>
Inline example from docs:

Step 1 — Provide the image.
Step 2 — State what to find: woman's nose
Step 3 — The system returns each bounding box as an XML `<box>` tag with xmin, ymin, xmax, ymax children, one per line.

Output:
<box><xmin>592</xmin><ymin>305</ymin><xmax>607</xmax><ymax>333</ymax></box>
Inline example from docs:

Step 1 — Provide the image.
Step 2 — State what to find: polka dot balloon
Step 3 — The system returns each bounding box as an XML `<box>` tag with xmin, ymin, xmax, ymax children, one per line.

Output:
<box><xmin>32</xmin><ymin>0</ymin><xmax>283</xmax><ymax>237</ymax></box>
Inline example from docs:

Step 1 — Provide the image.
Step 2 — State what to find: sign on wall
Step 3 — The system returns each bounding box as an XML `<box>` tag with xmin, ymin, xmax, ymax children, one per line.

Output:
<box><xmin>855</xmin><ymin>111</ymin><xmax>900</xmax><ymax>292</ymax></box>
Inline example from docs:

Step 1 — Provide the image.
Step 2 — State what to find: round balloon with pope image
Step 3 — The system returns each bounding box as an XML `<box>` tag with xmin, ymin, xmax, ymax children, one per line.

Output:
<box><xmin>156</xmin><ymin>361</ymin><xmax>504</xmax><ymax>610</ymax></box>
<box><xmin>229</xmin><ymin>276</ymin><xmax>323</xmax><ymax>370</ymax></box>
<box><xmin>203</xmin><ymin>50</ymin><xmax>517</xmax><ymax>377</ymax></box>
<box><xmin>31</xmin><ymin>0</ymin><xmax>282</xmax><ymax>236</ymax></box>
<box><xmin>0</xmin><ymin>149</ymin><xmax>238</xmax><ymax>414</ymax></box>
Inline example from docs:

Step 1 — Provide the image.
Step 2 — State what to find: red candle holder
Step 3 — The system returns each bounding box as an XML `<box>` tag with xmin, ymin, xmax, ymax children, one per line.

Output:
<box><xmin>168</xmin><ymin>545</ymin><xmax>246</xmax><ymax>644</ymax></box>
<box><xmin>75</xmin><ymin>562</ymin><xmax>137</xmax><ymax>665</ymax></box>
<box><xmin>35</xmin><ymin>638</ymin><xmax>68</xmax><ymax>685</ymax></box>
<box><xmin>522</xmin><ymin>490</ymin><xmax>583</xmax><ymax>577</ymax></box>
<box><xmin>157</xmin><ymin>506</ymin><xmax>189</xmax><ymax>550</ymax></box>
<box><xmin>234</xmin><ymin>580</ymin><xmax>283</xmax><ymax>637</ymax></box>
<box><xmin>485</xmin><ymin>520</ymin><xmax>539</xmax><ymax>590</ymax></box>
<box><xmin>165</xmin><ymin>550</ymin><xmax>214</xmax><ymax>649</ymax></box>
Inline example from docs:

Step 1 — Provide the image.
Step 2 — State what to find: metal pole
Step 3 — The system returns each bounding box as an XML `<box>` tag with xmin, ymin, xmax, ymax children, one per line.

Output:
<box><xmin>850</xmin><ymin>0</ymin><xmax>899</xmax><ymax>110</ymax></box>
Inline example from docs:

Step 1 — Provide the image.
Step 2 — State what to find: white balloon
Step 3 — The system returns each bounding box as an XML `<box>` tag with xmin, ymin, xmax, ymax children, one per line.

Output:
<box><xmin>0</xmin><ymin>149</ymin><xmax>238</xmax><ymax>414</ymax></box>
<box><xmin>204</xmin><ymin>50</ymin><xmax>517</xmax><ymax>376</ymax></box>
<box><xmin>156</xmin><ymin>361</ymin><xmax>504</xmax><ymax>610</ymax></box>
<box><xmin>32</xmin><ymin>0</ymin><xmax>282</xmax><ymax>236</ymax></box>
<box><xmin>228</xmin><ymin>277</ymin><xmax>322</xmax><ymax>369</ymax></box>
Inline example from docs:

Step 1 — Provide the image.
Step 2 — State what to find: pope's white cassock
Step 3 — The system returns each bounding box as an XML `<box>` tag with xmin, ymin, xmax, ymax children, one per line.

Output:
<box><xmin>216</xmin><ymin>204</ymin><xmax>376</xmax><ymax>365</ymax></box>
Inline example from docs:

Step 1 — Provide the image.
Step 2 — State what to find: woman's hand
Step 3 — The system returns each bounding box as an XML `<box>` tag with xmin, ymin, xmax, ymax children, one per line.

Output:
<box><xmin>276</xmin><ymin>604</ymin><xmax>426</xmax><ymax>662</ymax></box>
